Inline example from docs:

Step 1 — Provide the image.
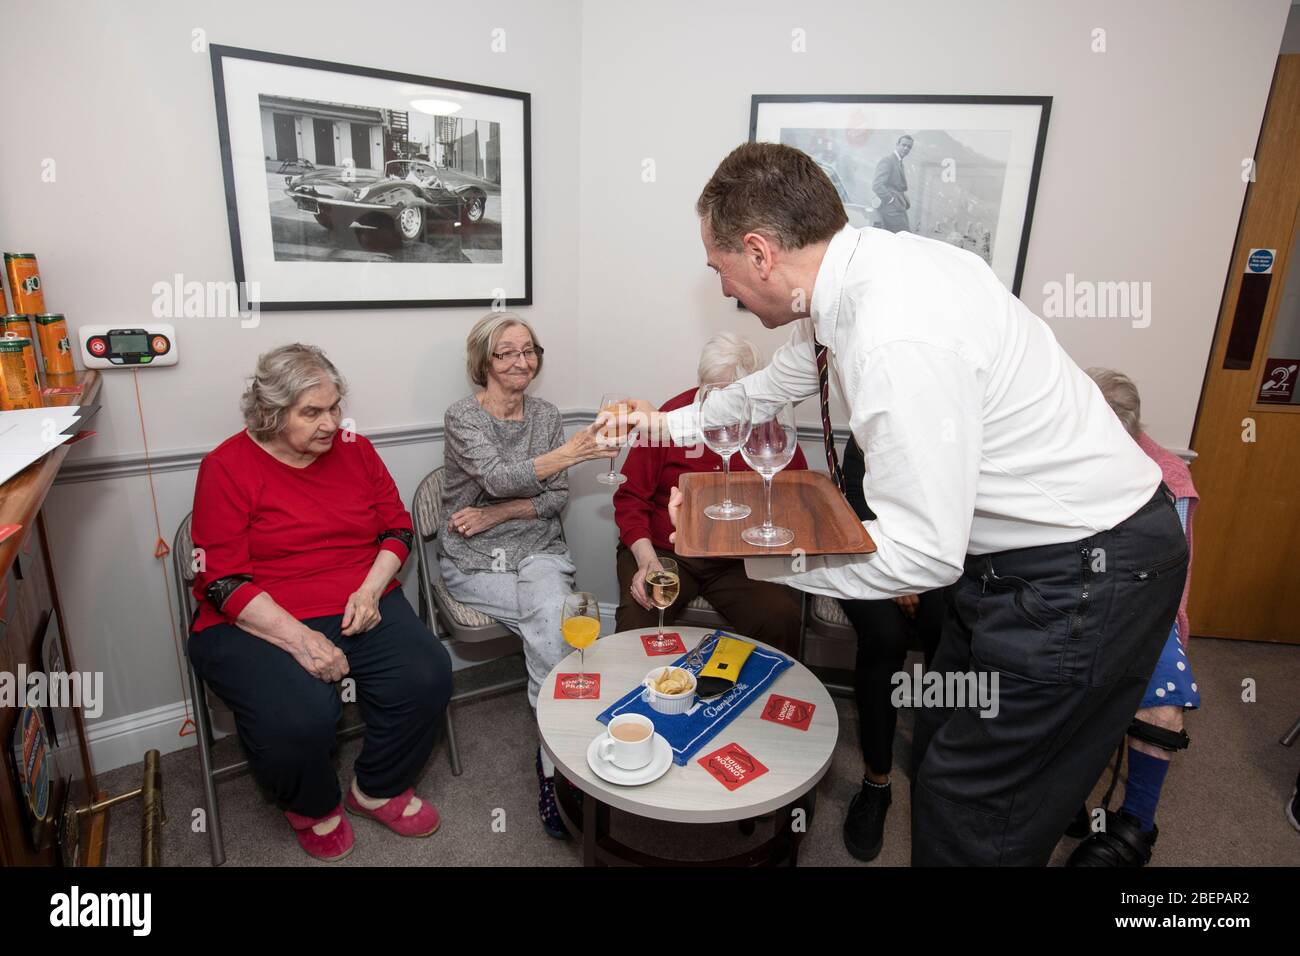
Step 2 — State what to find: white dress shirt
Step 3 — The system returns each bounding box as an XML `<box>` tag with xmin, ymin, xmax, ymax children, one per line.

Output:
<box><xmin>666</xmin><ymin>224</ymin><xmax>1161</xmax><ymax>601</ymax></box>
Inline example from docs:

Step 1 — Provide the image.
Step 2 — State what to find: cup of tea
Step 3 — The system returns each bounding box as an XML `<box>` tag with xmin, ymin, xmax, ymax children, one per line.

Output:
<box><xmin>598</xmin><ymin>713</ymin><xmax>656</xmax><ymax>770</ymax></box>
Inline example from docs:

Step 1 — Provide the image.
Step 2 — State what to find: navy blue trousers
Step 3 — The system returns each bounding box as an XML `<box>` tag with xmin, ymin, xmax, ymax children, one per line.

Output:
<box><xmin>911</xmin><ymin>486</ymin><xmax>1187</xmax><ymax>866</ymax></box>
<box><xmin>189</xmin><ymin>589</ymin><xmax>452</xmax><ymax>818</ymax></box>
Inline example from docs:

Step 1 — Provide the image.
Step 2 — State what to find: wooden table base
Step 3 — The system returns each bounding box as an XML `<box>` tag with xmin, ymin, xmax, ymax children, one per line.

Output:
<box><xmin>553</xmin><ymin>773</ymin><xmax>817</xmax><ymax>867</ymax></box>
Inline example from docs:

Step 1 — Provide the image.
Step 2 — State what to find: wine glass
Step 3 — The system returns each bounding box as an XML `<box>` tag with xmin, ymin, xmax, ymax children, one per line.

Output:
<box><xmin>595</xmin><ymin>392</ymin><xmax>632</xmax><ymax>486</ymax></box>
<box><xmin>699</xmin><ymin>383</ymin><xmax>752</xmax><ymax>520</ymax></box>
<box><xmin>561</xmin><ymin>592</ymin><xmax>601</xmax><ymax>699</ymax></box>
<box><xmin>644</xmin><ymin>557</ymin><xmax>680</xmax><ymax>640</ymax></box>
<box><xmin>739</xmin><ymin>403</ymin><xmax>797</xmax><ymax>547</ymax></box>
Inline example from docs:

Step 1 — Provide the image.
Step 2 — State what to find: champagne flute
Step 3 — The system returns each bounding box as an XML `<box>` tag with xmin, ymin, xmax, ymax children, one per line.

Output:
<box><xmin>739</xmin><ymin>403</ymin><xmax>797</xmax><ymax>547</ymax></box>
<box><xmin>595</xmin><ymin>392</ymin><xmax>632</xmax><ymax>486</ymax></box>
<box><xmin>561</xmin><ymin>592</ymin><xmax>601</xmax><ymax>699</ymax></box>
<box><xmin>699</xmin><ymin>383</ymin><xmax>752</xmax><ymax>520</ymax></box>
<box><xmin>644</xmin><ymin>557</ymin><xmax>680</xmax><ymax>640</ymax></box>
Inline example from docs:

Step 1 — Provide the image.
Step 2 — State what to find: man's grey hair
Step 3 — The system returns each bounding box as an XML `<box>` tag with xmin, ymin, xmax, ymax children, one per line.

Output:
<box><xmin>241</xmin><ymin>343</ymin><xmax>347</xmax><ymax>442</ymax></box>
<box><xmin>698</xmin><ymin>331</ymin><xmax>761</xmax><ymax>386</ymax></box>
<box><xmin>1086</xmin><ymin>366</ymin><xmax>1142</xmax><ymax>438</ymax></box>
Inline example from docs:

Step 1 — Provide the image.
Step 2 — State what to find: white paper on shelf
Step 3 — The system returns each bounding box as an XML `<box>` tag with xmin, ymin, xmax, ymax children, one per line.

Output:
<box><xmin>0</xmin><ymin>406</ymin><xmax>82</xmax><ymax>484</ymax></box>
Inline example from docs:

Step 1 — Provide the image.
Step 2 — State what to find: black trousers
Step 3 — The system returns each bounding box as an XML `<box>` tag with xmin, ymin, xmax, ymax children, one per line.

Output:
<box><xmin>840</xmin><ymin>593</ymin><xmax>943</xmax><ymax>775</ymax></box>
<box><xmin>910</xmin><ymin>486</ymin><xmax>1187</xmax><ymax>866</ymax></box>
<box><xmin>188</xmin><ymin>589</ymin><xmax>453</xmax><ymax>818</ymax></box>
<box><xmin>838</xmin><ymin>435</ymin><xmax>944</xmax><ymax>775</ymax></box>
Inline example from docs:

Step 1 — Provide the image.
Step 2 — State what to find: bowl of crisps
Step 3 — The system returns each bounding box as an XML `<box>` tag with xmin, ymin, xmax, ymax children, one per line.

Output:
<box><xmin>640</xmin><ymin>666</ymin><xmax>697</xmax><ymax>715</ymax></box>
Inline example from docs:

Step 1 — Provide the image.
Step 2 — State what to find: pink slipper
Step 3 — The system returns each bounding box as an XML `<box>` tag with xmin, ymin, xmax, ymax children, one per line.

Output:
<box><xmin>284</xmin><ymin>805</ymin><xmax>354</xmax><ymax>862</ymax></box>
<box><xmin>345</xmin><ymin>786</ymin><xmax>441</xmax><ymax>837</ymax></box>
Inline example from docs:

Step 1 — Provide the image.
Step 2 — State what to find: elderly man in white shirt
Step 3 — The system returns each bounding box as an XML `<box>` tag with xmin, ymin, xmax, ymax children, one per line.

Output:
<box><xmin>632</xmin><ymin>142</ymin><xmax>1188</xmax><ymax>866</ymax></box>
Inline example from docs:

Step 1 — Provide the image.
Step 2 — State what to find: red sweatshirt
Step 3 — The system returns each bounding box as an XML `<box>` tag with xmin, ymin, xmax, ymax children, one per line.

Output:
<box><xmin>190</xmin><ymin>430</ymin><xmax>412</xmax><ymax>632</ymax></box>
<box><xmin>613</xmin><ymin>387</ymin><xmax>808</xmax><ymax>553</ymax></box>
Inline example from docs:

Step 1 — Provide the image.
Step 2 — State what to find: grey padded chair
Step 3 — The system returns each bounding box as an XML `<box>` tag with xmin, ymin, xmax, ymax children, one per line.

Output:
<box><xmin>800</xmin><ymin>595</ymin><xmax>858</xmax><ymax>696</ymax></box>
<box><xmin>411</xmin><ymin>467</ymin><xmax>530</xmax><ymax>777</ymax></box>
<box><xmin>173</xmin><ymin>512</ymin><xmax>365</xmax><ymax>866</ymax></box>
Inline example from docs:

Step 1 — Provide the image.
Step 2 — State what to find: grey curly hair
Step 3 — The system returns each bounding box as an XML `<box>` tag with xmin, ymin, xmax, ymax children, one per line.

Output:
<box><xmin>241</xmin><ymin>344</ymin><xmax>347</xmax><ymax>442</ymax></box>
<box><xmin>1085</xmin><ymin>366</ymin><xmax>1142</xmax><ymax>438</ymax></box>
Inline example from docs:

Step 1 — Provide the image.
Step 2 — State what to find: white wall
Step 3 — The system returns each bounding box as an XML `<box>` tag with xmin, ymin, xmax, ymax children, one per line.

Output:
<box><xmin>1</xmin><ymin>0</ymin><xmax>1290</xmax><ymax>767</ymax></box>
<box><xmin>576</xmin><ymin>0</ymin><xmax>1290</xmax><ymax>448</ymax></box>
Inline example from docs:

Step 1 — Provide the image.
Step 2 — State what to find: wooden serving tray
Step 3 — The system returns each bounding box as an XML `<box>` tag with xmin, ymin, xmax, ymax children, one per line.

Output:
<box><xmin>674</xmin><ymin>471</ymin><xmax>876</xmax><ymax>559</ymax></box>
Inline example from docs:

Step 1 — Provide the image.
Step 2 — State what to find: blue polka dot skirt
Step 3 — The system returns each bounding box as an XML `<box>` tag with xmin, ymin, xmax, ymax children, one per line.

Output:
<box><xmin>1139</xmin><ymin>621</ymin><xmax>1199</xmax><ymax>710</ymax></box>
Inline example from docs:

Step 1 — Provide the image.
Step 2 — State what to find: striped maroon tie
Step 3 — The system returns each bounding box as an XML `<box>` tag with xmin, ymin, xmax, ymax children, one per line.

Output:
<box><xmin>814</xmin><ymin>337</ymin><xmax>845</xmax><ymax>493</ymax></box>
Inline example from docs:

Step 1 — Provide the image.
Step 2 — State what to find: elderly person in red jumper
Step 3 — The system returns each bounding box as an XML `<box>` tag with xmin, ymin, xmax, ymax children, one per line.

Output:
<box><xmin>613</xmin><ymin>332</ymin><xmax>808</xmax><ymax>655</ymax></box>
<box><xmin>189</xmin><ymin>343</ymin><xmax>452</xmax><ymax>862</ymax></box>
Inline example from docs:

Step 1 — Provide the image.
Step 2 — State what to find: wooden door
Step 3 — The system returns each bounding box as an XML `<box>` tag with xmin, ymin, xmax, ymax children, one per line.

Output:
<box><xmin>1188</xmin><ymin>55</ymin><xmax>1300</xmax><ymax>643</ymax></box>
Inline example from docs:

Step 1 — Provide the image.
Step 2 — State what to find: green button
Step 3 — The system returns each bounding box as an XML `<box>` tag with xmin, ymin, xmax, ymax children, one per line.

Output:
<box><xmin>139</xmin><ymin>356</ymin><xmax>152</xmax><ymax>363</ymax></box>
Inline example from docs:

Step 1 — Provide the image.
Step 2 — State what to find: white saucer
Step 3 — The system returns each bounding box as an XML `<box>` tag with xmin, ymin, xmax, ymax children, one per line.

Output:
<box><xmin>586</xmin><ymin>732</ymin><xmax>674</xmax><ymax>786</ymax></box>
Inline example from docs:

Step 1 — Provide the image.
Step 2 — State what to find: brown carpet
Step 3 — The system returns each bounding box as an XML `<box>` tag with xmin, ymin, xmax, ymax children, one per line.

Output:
<box><xmin>98</xmin><ymin>636</ymin><xmax>1300</xmax><ymax>867</ymax></box>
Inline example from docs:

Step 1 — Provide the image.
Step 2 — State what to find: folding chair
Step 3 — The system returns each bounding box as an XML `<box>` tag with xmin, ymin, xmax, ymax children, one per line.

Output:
<box><xmin>173</xmin><ymin>512</ymin><xmax>365</xmax><ymax>866</ymax></box>
<box><xmin>411</xmin><ymin>468</ymin><xmax>530</xmax><ymax>777</ymax></box>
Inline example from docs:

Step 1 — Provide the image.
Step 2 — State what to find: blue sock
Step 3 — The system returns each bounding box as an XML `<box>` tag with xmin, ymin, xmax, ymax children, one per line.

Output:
<box><xmin>1120</xmin><ymin>748</ymin><xmax>1170</xmax><ymax>832</ymax></box>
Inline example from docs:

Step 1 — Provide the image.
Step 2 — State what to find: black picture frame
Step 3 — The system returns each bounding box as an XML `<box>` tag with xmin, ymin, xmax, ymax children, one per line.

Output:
<box><xmin>210</xmin><ymin>44</ymin><xmax>532</xmax><ymax>311</ymax></box>
<box><xmin>749</xmin><ymin>94</ymin><xmax>1051</xmax><ymax>296</ymax></box>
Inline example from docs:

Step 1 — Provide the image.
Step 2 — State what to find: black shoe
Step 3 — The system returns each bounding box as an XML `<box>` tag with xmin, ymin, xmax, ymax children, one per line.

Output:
<box><xmin>1064</xmin><ymin>803</ymin><xmax>1091</xmax><ymax>839</ymax></box>
<box><xmin>1287</xmin><ymin>788</ymin><xmax>1300</xmax><ymax>834</ymax></box>
<box><xmin>536</xmin><ymin>749</ymin><xmax>569</xmax><ymax>840</ymax></box>
<box><xmin>1066</xmin><ymin>809</ymin><xmax>1156</xmax><ymax>867</ymax></box>
<box><xmin>843</xmin><ymin>780</ymin><xmax>891</xmax><ymax>862</ymax></box>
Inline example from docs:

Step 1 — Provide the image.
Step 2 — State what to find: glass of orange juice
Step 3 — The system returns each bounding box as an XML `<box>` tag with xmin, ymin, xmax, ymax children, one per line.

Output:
<box><xmin>561</xmin><ymin>591</ymin><xmax>602</xmax><ymax>698</ymax></box>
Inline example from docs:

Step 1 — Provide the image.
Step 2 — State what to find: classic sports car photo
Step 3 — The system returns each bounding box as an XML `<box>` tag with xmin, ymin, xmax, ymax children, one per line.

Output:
<box><xmin>258</xmin><ymin>93</ymin><xmax>505</xmax><ymax>266</ymax></box>
<box><xmin>285</xmin><ymin>160</ymin><xmax>490</xmax><ymax>249</ymax></box>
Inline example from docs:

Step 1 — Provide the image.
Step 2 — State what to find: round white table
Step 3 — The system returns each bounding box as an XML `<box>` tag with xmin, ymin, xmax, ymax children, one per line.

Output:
<box><xmin>537</xmin><ymin>627</ymin><xmax>838</xmax><ymax>866</ymax></box>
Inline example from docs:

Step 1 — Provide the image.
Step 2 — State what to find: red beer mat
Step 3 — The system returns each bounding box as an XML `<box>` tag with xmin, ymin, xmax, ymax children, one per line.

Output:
<box><xmin>697</xmin><ymin>742</ymin><xmax>769</xmax><ymax>791</ymax></box>
<box><xmin>640</xmin><ymin>632</ymin><xmax>686</xmax><ymax>656</ymax></box>
<box><xmin>554</xmin><ymin>673</ymin><xmax>600</xmax><ymax>700</ymax></box>
<box><xmin>760</xmin><ymin>693</ymin><xmax>815</xmax><ymax>731</ymax></box>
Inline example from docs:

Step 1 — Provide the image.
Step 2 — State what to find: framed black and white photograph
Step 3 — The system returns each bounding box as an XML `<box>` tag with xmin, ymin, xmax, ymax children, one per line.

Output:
<box><xmin>211</xmin><ymin>45</ymin><xmax>531</xmax><ymax>310</ymax></box>
<box><xmin>750</xmin><ymin>95</ymin><xmax>1050</xmax><ymax>295</ymax></box>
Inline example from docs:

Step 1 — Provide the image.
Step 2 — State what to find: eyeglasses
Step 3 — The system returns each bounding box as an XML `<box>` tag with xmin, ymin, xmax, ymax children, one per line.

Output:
<box><xmin>491</xmin><ymin>346</ymin><xmax>544</xmax><ymax>363</ymax></box>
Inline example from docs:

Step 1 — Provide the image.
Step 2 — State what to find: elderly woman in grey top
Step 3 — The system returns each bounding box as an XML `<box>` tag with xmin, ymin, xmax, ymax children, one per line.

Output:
<box><xmin>441</xmin><ymin>311</ymin><xmax>614</xmax><ymax>839</ymax></box>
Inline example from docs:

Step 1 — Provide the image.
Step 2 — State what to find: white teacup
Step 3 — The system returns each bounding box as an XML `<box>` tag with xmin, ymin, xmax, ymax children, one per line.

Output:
<box><xmin>599</xmin><ymin>713</ymin><xmax>656</xmax><ymax>770</ymax></box>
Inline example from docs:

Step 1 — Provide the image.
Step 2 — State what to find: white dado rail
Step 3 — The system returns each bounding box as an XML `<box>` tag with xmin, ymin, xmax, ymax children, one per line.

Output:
<box><xmin>53</xmin><ymin>410</ymin><xmax>1197</xmax><ymax>485</ymax></box>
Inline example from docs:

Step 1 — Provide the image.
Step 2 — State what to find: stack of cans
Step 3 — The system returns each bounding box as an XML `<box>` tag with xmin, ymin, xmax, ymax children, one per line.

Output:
<box><xmin>1</xmin><ymin>253</ymin><xmax>75</xmax><ymax>410</ymax></box>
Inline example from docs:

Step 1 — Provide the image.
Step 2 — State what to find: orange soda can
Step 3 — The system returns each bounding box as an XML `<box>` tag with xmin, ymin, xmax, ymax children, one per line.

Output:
<box><xmin>0</xmin><ymin>335</ymin><xmax>43</xmax><ymax>410</ymax></box>
<box><xmin>4</xmin><ymin>253</ymin><xmax>46</xmax><ymax>314</ymax></box>
<box><xmin>2</xmin><ymin>313</ymin><xmax>33</xmax><ymax>340</ymax></box>
<box><xmin>34</xmin><ymin>313</ymin><xmax>74</xmax><ymax>375</ymax></box>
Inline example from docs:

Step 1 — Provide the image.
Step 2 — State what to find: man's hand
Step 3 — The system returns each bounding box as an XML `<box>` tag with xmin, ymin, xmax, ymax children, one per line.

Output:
<box><xmin>893</xmin><ymin>594</ymin><xmax>919</xmax><ymax>619</ymax></box>
<box><xmin>667</xmin><ymin>485</ymin><xmax>683</xmax><ymax>545</ymax></box>
<box><xmin>341</xmin><ymin>588</ymin><xmax>382</xmax><ymax>636</ymax></box>
<box><xmin>292</xmin><ymin>628</ymin><xmax>350</xmax><ymax>682</ymax></box>
<box><xmin>630</xmin><ymin>555</ymin><xmax>665</xmax><ymax>610</ymax></box>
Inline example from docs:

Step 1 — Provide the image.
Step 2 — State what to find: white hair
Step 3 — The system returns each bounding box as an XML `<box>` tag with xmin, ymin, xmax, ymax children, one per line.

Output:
<box><xmin>697</xmin><ymin>332</ymin><xmax>761</xmax><ymax>386</ymax></box>
<box><xmin>1086</xmin><ymin>366</ymin><xmax>1142</xmax><ymax>438</ymax></box>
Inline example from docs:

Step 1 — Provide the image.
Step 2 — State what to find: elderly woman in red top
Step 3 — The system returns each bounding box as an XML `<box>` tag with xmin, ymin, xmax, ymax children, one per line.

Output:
<box><xmin>188</xmin><ymin>344</ymin><xmax>451</xmax><ymax>862</ymax></box>
<box><xmin>613</xmin><ymin>332</ymin><xmax>808</xmax><ymax>655</ymax></box>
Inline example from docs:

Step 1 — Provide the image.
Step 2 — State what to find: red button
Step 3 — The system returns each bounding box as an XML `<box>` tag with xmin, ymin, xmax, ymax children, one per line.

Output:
<box><xmin>88</xmin><ymin>337</ymin><xmax>107</xmax><ymax>355</ymax></box>
<box><xmin>151</xmin><ymin>335</ymin><xmax>170</xmax><ymax>354</ymax></box>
